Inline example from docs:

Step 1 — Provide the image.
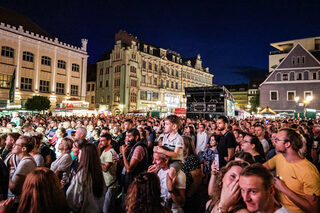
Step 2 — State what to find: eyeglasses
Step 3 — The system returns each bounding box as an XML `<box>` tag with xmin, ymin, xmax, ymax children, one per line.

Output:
<box><xmin>13</xmin><ymin>143</ymin><xmax>23</xmax><ymax>147</ymax></box>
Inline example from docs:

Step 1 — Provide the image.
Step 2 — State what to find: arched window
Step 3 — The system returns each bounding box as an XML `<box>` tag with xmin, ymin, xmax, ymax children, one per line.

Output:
<box><xmin>41</xmin><ymin>56</ymin><xmax>51</xmax><ymax>66</ymax></box>
<box><xmin>22</xmin><ymin>51</ymin><xmax>34</xmax><ymax>62</ymax></box>
<box><xmin>1</xmin><ymin>46</ymin><xmax>14</xmax><ymax>58</ymax></box>
<box><xmin>130</xmin><ymin>66</ymin><xmax>136</xmax><ymax>73</ymax></box>
<box><xmin>289</xmin><ymin>72</ymin><xmax>294</xmax><ymax>81</ymax></box>
<box><xmin>303</xmin><ymin>71</ymin><xmax>309</xmax><ymax>80</ymax></box>
<box><xmin>114</xmin><ymin>65</ymin><xmax>121</xmax><ymax>73</ymax></box>
<box><xmin>57</xmin><ymin>60</ymin><xmax>66</xmax><ymax>69</ymax></box>
<box><xmin>72</xmin><ymin>63</ymin><xmax>80</xmax><ymax>72</ymax></box>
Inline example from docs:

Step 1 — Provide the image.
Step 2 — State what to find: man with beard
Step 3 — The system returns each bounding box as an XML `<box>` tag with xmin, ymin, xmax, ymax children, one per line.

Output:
<box><xmin>217</xmin><ymin>116</ymin><xmax>236</xmax><ymax>168</ymax></box>
<box><xmin>119</xmin><ymin>128</ymin><xmax>148</xmax><ymax>193</ymax></box>
<box><xmin>264</xmin><ymin>128</ymin><xmax>320</xmax><ymax>213</ymax></box>
<box><xmin>99</xmin><ymin>133</ymin><xmax>118</xmax><ymax>213</ymax></box>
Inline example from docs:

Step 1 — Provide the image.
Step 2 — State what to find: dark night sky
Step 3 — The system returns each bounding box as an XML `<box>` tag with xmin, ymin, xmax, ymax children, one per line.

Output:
<box><xmin>2</xmin><ymin>0</ymin><xmax>320</xmax><ymax>84</ymax></box>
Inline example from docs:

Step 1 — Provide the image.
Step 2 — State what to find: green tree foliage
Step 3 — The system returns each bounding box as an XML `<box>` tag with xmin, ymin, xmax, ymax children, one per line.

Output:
<box><xmin>249</xmin><ymin>93</ymin><xmax>260</xmax><ymax>113</ymax></box>
<box><xmin>25</xmin><ymin>96</ymin><xmax>51</xmax><ymax>112</ymax></box>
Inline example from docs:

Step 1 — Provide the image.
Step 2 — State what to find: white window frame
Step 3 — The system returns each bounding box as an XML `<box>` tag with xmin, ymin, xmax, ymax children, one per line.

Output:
<box><xmin>304</xmin><ymin>91</ymin><xmax>313</xmax><ymax>99</ymax></box>
<box><xmin>287</xmin><ymin>90</ymin><xmax>296</xmax><ymax>101</ymax></box>
<box><xmin>282</xmin><ymin>73</ymin><xmax>288</xmax><ymax>81</ymax></box>
<box><xmin>270</xmin><ymin>90</ymin><xmax>278</xmax><ymax>101</ymax></box>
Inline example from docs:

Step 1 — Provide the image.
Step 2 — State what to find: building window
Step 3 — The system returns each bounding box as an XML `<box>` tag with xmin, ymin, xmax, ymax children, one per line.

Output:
<box><xmin>297</xmin><ymin>57</ymin><xmax>300</xmax><ymax>64</ymax></box>
<box><xmin>87</xmin><ymin>84</ymin><xmax>90</xmax><ymax>91</ymax></box>
<box><xmin>148</xmin><ymin>62</ymin><xmax>152</xmax><ymax>70</ymax></box>
<box><xmin>106</xmin><ymin>67</ymin><xmax>109</xmax><ymax>74</ymax></box>
<box><xmin>270</xmin><ymin>90</ymin><xmax>278</xmax><ymax>101</ymax></box>
<box><xmin>41</xmin><ymin>56</ymin><xmax>51</xmax><ymax>66</ymax></box>
<box><xmin>166</xmin><ymin>80</ymin><xmax>169</xmax><ymax>87</ymax></box>
<box><xmin>160</xmin><ymin>79</ymin><xmax>164</xmax><ymax>87</ymax></box>
<box><xmin>130</xmin><ymin>93</ymin><xmax>137</xmax><ymax>103</ymax></box>
<box><xmin>114</xmin><ymin>65</ymin><xmax>121</xmax><ymax>73</ymax></box>
<box><xmin>176</xmin><ymin>82</ymin><xmax>178</xmax><ymax>89</ymax></box>
<box><xmin>100</xmin><ymin>97</ymin><xmax>104</xmax><ymax>104</ymax></box>
<box><xmin>57</xmin><ymin>60</ymin><xmax>66</xmax><ymax>69</ymax></box>
<box><xmin>131</xmin><ymin>79</ymin><xmax>137</xmax><ymax>87</ymax></box>
<box><xmin>22</xmin><ymin>51</ymin><xmax>34</xmax><ymax>62</ymax></box>
<box><xmin>56</xmin><ymin>83</ymin><xmax>65</xmax><ymax>94</ymax></box>
<box><xmin>91</xmin><ymin>96</ymin><xmax>95</xmax><ymax>104</ymax></box>
<box><xmin>171</xmin><ymin>69</ymin><xmax>174</xmax><ymax>76</ymax></box>
<box><xmin>114</xmin><ymin>78</ymin><xmax>120</xmax><ymax>86</ymax></box>
<box><xmin>71</xmin><ymin>85</ymin><xmax>78</xmax><ymax>96</ymax></box>
<box><xmin>152</xmin><ymin>92</ymin><xmax>159</xmax><ymax>100</ymax></box>
<box><xmin>39</xmin><ymin>80</ymin><xmax>49</xmax><ymax>93</ymax></box>
<box><xmin>287</xmin><ymin>91</ymin><xmax>295</xmax><ymax>101</ymax></box>
<box><xmin>72</xmin><ymin>63</ymin><xmax>80</xmax><ymax>72</ymax></box>
<box><xmin>176</xmin><ymin>70</ymin><xmax>179</xmax><ymax>77</ymax></box>
<box><xmin>130</xmin><ymin>66</ymin><xmax>136</xmax><ymax>73</ymax></box>
<box><xmin>100</xmin><ymin>69</ymin><xmax>103</xmax><ymax>75</ymax></box>
<box><xmin>148</xmin><ymin>76</ymin><xmax>152</xmax><ymax>84</ymax></box>
<box><xmin>147</xmin><ymin>91</ymin><xmax>151</xmax><ymax>101</ymax></box>
<box><xmin>141</xmin><ymin>75</ymin><xmax>146</xmax><ymax>83</ymax></box>
<box><xmin>312</xmin><ymin>72</ymin><xmax>317</xmax><ymax>80</ymax></box>
<box><xmin>282</xmin><ymin>73</ymin><xmax>288</xmax><ymax>81</ymax></box>
<box><xmin>303</xmin><ymin>71</ymin><xmax>309</xmax><ymax>80</ymax></box>
<box><xmin>114</xmin><ymin>94</ymin><xmax>120</xmax><ymax>102</ymax></box>
<box><xmin>1</xmin><ymin>46</ymin><xmax>14</xmax><ymax>58</ymax></box>
<box><xmin>154</xmin><ymin>78</ymin><xmax>157</xmax><ymax>85</ymax></box>
<box><xmin>99</xmin><ymin>81</ymin><xmax>102</xmax><ymax>88</ymax></box>
<box><xmin>91</xmin><ymin>84</ymin><xmax>95</xmax><ymax>91</ymax></box>
<box><xmin>0</xmin><ymin>74</ymin><xmax>12</xmax><ymax>89</ymax></box>
<box><xmin>107</xmin><ymin>95</ymin><xmax>110</xmax><ymax>103</ymax></box>
<box><xmin>106</xmin><ymin>80</ymin><xmax>109</xmax><ymax>87</ymax></box>
<box><xmin>142</xmin><ymin>60</ymin><xmax>146</xmax><ymax>69</ymax></box>
<box><xmin>171</xmin><ymin>81</ymin><xmax>174</xmax><ymax>88</ymax></box>
<box><xmin>292</xmin><ymin>57</ymin><xmax>295</xmax><ymax>65</ymax></box>
<box><xmin>140</xmin><ymin>91</ymin><xmax>147</xmax><ymax>100</ymax></box>
<box><xmin>20</xmin><ymin>77</ymin><xmax>32</xmax><ymax>91</ymax></box>
<box><xmin>304</xmin><ymin>91</ymin><xmax>313</xmax><ymax>99</ymax></box>
<box><xmin>183</xmin><ymin>82</ymin><xmax>186</xmax><ymax>88</ymax></box>
<box><xmin>154</xmin><ymin>64</ymin><xmax>158</xmax><ymax>71</ymax></box>
<box><xmin>302</xmin><ymin>56</ymin><xmax>305</xmax><ymax>64</ymax></box>
<box><xmin>297</xmin><ymin>73</ymin><xmax>302</xmax><ymax>80</ymax></box>
<box><xmin>289</xmin><ymin>72</ymin><xmax>294</xmax><ymax>81</ymax></box>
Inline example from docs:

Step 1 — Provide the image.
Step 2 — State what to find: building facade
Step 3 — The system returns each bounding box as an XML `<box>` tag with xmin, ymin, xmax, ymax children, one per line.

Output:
<box><xmin>260</xmin><ymin>42</ymin><xmax>320</xmax><ymax>114</ymax></box>
<box><xmin>225</xmin><ymin>84</ymin><xmax>248</xmax><ymax>110</ymax></box>
<box><xmin>96</xmin><ymin>30</ymin><xmax>213</xmax><ymax>114</ymax></box>
<box><xmin>0</xmin><ymin>8</ymin><xmax>88</xmax><ymax>109</ymax></box>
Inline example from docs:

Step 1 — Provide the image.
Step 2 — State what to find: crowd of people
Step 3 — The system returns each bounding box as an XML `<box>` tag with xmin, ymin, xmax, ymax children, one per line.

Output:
<box><xmin>0</xmin><ymin>111</ymin><xmax>319</xmax><ymax>213</ymax></box>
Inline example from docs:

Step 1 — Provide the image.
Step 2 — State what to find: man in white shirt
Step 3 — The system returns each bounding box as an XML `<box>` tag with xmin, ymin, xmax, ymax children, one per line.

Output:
<box><xmin>255</xmin><ymin>125</ymin><xmax>269</xmax><ymax>154</ymax></box>
<box><xmin>149</xmin><ymin>147</ymin><xmax>186</xmax><ymax>213</ymax></box>
<box><xmin>196</xmin><ymin>123</ymin><xmax>208</xmax><ymax>154</ymax></box>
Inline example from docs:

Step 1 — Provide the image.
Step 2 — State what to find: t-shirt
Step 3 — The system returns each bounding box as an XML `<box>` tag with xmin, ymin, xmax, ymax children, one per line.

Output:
<box><xmin>267</xmin><ymin>153</ymin><xmax>320</xmax><ymax>213</ymax></box>
<box><xmin>33</xmin><ymin>154</ymin><xmax>44</xmax><ymax>167</ymax></box>
<box><xmin>158</xmin><ymin>168</ymin><xmax>186</xmax><ymax>213</ymax></box>
<box><xmin>274</xmin><ymin>205</ymin><xmax>293</xmax><ymax>213</ymax></box>
<box><xmin>100</xmin><ymin>148</ymin><xmax>118</xmax><ymax>188</ymax></box>
<box><xmin>196</xmin><ymin>131</ymin><xmax>208</xmax><ymax>154</ymax></box>
<box><xmin>10</xmin><ymin>156</ymin><xmax>36</xmax><ymax>201</ymax></box>
<box><xmin>162</xmin><ymin>133</ymin><xmax>184</xmax><ymax>161</ymax></box>
<box><xmin>217</xmin><ymin>131</ymin><xmax>236</xmax><ymax>168</ymax></box>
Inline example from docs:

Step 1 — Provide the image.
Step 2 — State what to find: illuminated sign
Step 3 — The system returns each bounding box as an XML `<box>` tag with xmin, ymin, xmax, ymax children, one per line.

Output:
<box><xmin>61</xmin><ymin>101</ymin><xmax>89</xmax><ymax>109</ymax></box>
<box><xmin>6</xmin><ymin>105</ymin><xmax>22</xmax><ymax>109</ymax></box>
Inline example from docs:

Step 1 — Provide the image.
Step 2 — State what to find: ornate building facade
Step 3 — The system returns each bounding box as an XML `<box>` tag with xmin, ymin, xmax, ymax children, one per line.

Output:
<box><xmin>0</xmin><ymin>8</ymin><xmax>88</xmax><ymax>109</ymax></box>
<box><xmin>96</xmin><ymin>30</ymin><xmax>213</xmax><ymax>114</ymax></box>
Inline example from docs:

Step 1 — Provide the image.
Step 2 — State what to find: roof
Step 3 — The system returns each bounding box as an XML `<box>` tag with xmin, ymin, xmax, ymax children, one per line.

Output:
<box><xmin>0</xmin><ymin>7</ymin><xmax>53</xmax><ymax>39</ymax></box>
<box><xmin>97</xmin><ymin>50</ymin><xmax>111</xmax><ymax>62</ymax></box>
<box><xmin>224</xmin><ymin>84</ymin><xmax>248</xmax><ymax>92</ymax></box>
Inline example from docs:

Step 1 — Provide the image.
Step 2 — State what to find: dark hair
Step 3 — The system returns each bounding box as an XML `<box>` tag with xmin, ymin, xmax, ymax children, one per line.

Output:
<box><xmin>234</xmin><ymin>151</ymin><xmax>255</xmax><ymax>164</ymax></box>
<box><xmin>182</xmin><ymin>135</ymin><xmax>197</xmax><ymax>157</ymax></box>
<box><xmin>144</xmin><ymin>126</ymin><xmax>153</xmax><ymax>134</ymax></box>
<box><xmin>209</xmin><ymin>134</ymin><xmax>220</xmax><ymax>146</ymax></box>
<box><xmin>124</xmin><ymin>119</ymin><xmax>133</xmax><ymax>124</ymax></box>
<box><xmin>100</xmin><ymin>133</ymin><xmax>112</xmax><ymax>141</ymax></box>
<box><xmin>165</xmin><ymin>115</ymin><xmax>181</xmax><ymax>129</ymax></box>
<box><xmin>126</xmin><ymin>172</ymin><xmax>167</xmax><ymax>213</ymax></box>
<box><xmin>240</xmin><ymin>163</ymin><xmax>273</xmax><ymax>190</ymax></box>
<box><xmin>77</xmin><ymin>143</ymin><xmax>104</xmax><ymax>198</ymax></box>
<box><xmin>94</xmin><ymin>128</ymin><xmax>101</xmax><ymax>136</ymax></box>
<box><xmin>74</xmin><ymin>138</ymin><xmax>87</xmax><ymax>150</ymax></box>
<box><xmin>245</xmin><ymin>134</ymin><xmax>265</xmax><ymax>158</ymax></box>
<box><xmin>218</xmin><ymin>116</ymin><xmax>229</xmax><ymax>124</ymax></box>
<box><xmin>127</xmin><ymin>128</ymin><xmax>141</xmax><ymax>142</ymax></box>
<box><xmin>8</xmin><ymin>132</ymin><xmax>21</xmax><ymax>142</ymax></box>
<box><xmin>19</xmin><ymin>136</ymin><xmax>34</xmax><ymax>153</ymax></box>
<box><xmin>279</xmin><ymin>128</ymin><xmax>303</xmax><ymax>152</ymax></box>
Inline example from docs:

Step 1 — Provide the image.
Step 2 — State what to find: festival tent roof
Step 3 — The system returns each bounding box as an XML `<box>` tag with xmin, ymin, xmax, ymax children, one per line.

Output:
<box><xmin>260</xmin><ymin>107</ymin><xmax>276</xmax><ymax>114</ymax></box>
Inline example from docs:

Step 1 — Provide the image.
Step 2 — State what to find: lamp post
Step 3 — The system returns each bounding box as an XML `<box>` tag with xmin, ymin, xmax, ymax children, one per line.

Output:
<box><xmin>294</xmin><ymin>96</ymin><xmax>313</xmax><ymax>118</ymax></box>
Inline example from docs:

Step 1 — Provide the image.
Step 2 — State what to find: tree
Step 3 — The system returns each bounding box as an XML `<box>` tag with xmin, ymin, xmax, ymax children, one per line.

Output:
<box><xmin>249</xmin><ymin>93</ymin><xmax>260</xmax><ymax>114</ymax></box>
<box><xmin>25</xmin><ymin>96</ymin><xmax>51</xmax><ymax>112</ymax></box>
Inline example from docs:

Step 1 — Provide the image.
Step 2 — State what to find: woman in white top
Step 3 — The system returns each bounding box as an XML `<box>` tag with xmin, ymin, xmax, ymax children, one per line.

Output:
<box><xmin>50</xmin><ymin>137</ymin><xmax>73</xmax><ymax>180</ymax></box>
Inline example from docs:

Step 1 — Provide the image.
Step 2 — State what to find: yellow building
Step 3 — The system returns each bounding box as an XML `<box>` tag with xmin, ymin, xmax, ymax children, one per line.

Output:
<box><xmin>0</xmin><ymin>8</ymin><xmax>88</xmax><ymax>109</ymax></box>
<box><xmin>225</xmin><ymin>84</ymin><xmax>248</xmax><ymax>110</ymax></box>
<box><xmin>96</xmin><ymin>30</ymin><xmax>214</xmax><ymax>114</ymax></box>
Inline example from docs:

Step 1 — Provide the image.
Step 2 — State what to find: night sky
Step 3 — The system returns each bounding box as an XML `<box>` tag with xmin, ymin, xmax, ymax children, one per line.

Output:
<box><xmin>2</xmin><ymin>0</ymin><xmax>320</xmax><ymax>84</ymax></box>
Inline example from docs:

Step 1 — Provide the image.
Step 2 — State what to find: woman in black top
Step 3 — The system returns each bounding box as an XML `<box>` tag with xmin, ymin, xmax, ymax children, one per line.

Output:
<box><xmin>241</xmin><ymin>134</ymin><xmax>266</xmax><ymax>164</ymax></box>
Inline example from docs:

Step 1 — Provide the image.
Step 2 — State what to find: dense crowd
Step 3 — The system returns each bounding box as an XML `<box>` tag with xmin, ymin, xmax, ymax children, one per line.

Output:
<box><xmin>0</xmin><ymin>111</ymin><xmax>319</xmax><ymax>213</ymax></box>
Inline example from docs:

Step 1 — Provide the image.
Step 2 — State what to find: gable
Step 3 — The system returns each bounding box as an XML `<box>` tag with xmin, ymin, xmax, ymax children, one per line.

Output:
<box><xmin>277</xmin><ymin>44</ymin><xmax>320</xmax><ymax>69</ymax></box>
